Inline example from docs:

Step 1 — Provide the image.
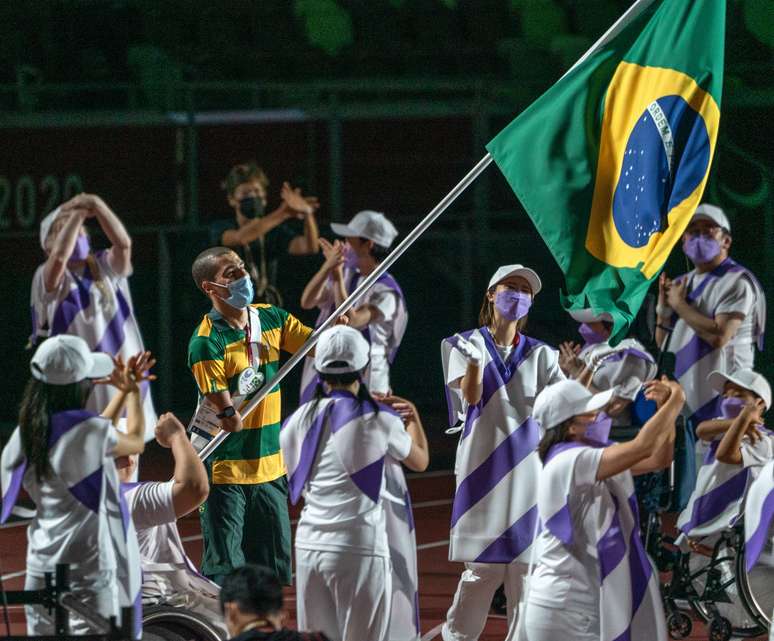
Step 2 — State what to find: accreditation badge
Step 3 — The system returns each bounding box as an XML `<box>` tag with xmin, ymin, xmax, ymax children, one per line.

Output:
<box><xmin>238</xmin><ymin>366</ymin><xmax>264</xmax><ymax>396</ymax></box>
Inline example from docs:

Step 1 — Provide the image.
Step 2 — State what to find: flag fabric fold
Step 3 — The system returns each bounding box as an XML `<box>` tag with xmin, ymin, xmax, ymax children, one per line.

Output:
<box><xmin>487</xmin><ymin>0</ymin><xmax>725</xmax><ymax>344</ymax></box>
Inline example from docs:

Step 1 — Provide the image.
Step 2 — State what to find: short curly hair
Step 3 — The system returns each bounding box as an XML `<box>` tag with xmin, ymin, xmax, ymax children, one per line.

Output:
<box><xmin>223</xmin><ymin>162</ymin><xmax>269</xmax><ymax>196</ymax></box>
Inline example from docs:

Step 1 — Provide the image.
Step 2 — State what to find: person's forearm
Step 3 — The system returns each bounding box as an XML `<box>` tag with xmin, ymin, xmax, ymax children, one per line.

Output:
<box><xmin>460</xmin><ymin>363</ymin><xmax>482</xmax><ymax>405</ymax></box>
<box><xmin>170</xmin><ymin>432</ymin><xmax>208</xmax><ymax>487</ymax></box>
<box><xmin>634</xmin><ymin>392</ymin><xmax>683</xmax><ymax>450</ymax></box>
<box><xmin>238</xmin><ymin>208</ymin><xmax>287</xmax><ymax>244</ymax></box>
<box><xmin>94</xmin><ymin>201</ymin><xmax>130</xmax><ymax>250</ymax></box>
<box><xmin>672</xmin><ymin>300</ymin><xmax>724</xmax><ymax>343</ymax></box>
<box><xmin>205</xmin><ymin>391</ymin><xmax>244</xmax><ymax>432</ymax></box>
<box><xmin>101</xmin><ymin>390</ymin><xmax>128</xmax><ymax>426</ymax></box>
<box><xmin>715</xmin><ymin>413</ymin><xmax>750</xmax><ymax>463</ymax></box>
<box><xmin>112</xmin><ymin>390</ymin><xmax>146</xmax><ymax>456</ymax></box>
<box><xmin>300</xmin><ymin>266</ymin><xmax>331</xmax><ymax>309</ymax></box>
<box><xmin>406</xmin><ymin>417</ymin><xmax>429</xmax><ymax>458</ymax></box>
<box><xmin>346</xmin><ymin>306</ymin><xmax>372</xmax><ymax>329</ymax></box>
<box><xmin>696</xmin><ymin>418</ymin><xmax>733</xmax><ymax>442</ymax></box>
<box><xmin>43</xmin><ymin>212</ymin><xmax>85</xmax><ymax>290</ymax></box>
<box><xmin>302</xmin><ymin>213</ymin><xmax>320</xmax><ymax>254</ymax></box>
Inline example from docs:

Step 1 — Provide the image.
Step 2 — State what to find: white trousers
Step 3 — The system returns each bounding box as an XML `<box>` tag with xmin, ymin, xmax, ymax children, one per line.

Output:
<box><xmin>522</xmin><ymin>601</ymin><xmax>599</xmax><ymax>641</ymax></box>
<box><xmin>296</xmin><ymin>548</ymin><xmax>392</xmax><ymax>641</ymax></box>
<box><xmin>442</xmin><ymin>561</ymin><xmax>526</xmax><ymax>641</ymax></box>
<box><xmin>25</xmin><ymin>570</ymin><xmax>119</xmax><ymax>636</ymax></box>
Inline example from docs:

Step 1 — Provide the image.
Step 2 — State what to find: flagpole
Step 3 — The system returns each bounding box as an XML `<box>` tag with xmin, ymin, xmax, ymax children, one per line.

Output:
<box><xmin>197</xmin><ymin>153</ymin><xmax>494</xmax><ymax>461</ymax></box>
<box><xmin>196</xmin><ymin>0</ymin><xmax>662</xmax><ymax>463</ymax></box>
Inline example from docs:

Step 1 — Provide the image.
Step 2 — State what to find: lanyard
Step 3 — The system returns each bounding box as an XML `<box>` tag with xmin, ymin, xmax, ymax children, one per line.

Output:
<box><xmin>244</xmin><ymin>308</ymin><xmax>261</xmax><ymax>367</ymax></box>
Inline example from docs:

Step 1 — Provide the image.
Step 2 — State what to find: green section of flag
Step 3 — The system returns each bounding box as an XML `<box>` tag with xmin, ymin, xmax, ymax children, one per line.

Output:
<box><xmin>486</xmin><ymin>0</ymin><xmax>725</xmax><ymax>344</ymax></box>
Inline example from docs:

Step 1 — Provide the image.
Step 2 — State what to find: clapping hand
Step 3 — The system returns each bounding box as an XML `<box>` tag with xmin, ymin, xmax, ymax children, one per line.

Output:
<box><xmin>96</xmin><ymin>351</ymin><xmax>156</xmax><ymax>393</ymax></box>
<box><xmin>280</xmin><ymin>182</ymin><xmax>318</xmax><ymax>217</ymax></box>
<box><xmin>558</xmin><ymin>341</ymin><xmax>583</xmax><ymax>377</ymax></box>
<box><xmin>320</xmin><ymin>238</ymin><xmax>345</xmax><ymax>274</ymax></box>
<box><xmin>643</xmin><ymin>376</ymin><xmax>684</xmax><ymax>408</ymax></box>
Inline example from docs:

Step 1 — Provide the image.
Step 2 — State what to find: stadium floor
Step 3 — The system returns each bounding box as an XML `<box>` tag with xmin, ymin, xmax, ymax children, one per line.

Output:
<box><xmin>0</xmin><ymin>464</ymin><xmax>766</xmax><ymax>640</ymax></box>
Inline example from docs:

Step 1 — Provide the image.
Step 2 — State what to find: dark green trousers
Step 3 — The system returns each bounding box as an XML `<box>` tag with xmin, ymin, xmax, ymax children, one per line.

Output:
<box><xmin>199</xmin><ymin>476</ymin><xmax>292</xmax><ymax>585</ymax></box>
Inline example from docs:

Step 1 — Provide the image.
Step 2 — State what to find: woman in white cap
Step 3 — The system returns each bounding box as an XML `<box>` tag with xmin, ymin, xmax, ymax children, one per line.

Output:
<box><xmin>523</xmin><ymin>377</ymin><xmax>683</xmax><ymax>641</ymax></box>
<box><xmin>30</xmin><ymin>193</ymin><xmax>157</xmax><ymax>441</ymax></box>
<box><xmin>281</xmin><ymin>325</ymin><xmax>428</xmax><ymax>641</ymax></box>
<box><xmin>299</xmin><ymin>210</ymin><xmax>407</xmax><ymax>401</ymax></box>
<box><xmin>0</xmin><ymin>335</ymin><xmax>149</xmax><ymax>638</ymax></box>
<box><xmin>676</xmin><ymin>369</ymin><xmax>772</xmax><ymax>549</ymax></box>
<box><xmin>439</xmin><ymin>264</ymin><xmax>563</xmax><ymax>641</ymax></box>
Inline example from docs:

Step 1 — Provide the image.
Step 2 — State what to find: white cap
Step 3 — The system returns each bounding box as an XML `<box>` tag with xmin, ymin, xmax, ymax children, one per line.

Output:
<box><xmin>314</xmin><ymin>326</ymin><xmax>370</xmax><ymax>374</ymax></box>
<box><xmin>692</xmin><ymin>203</ymin><xmax>731</xmax><ymax>232</ymax></box>
<box><xmin>39</xmin><ymin>207</ymin><xmax>63</xmax><ymax>250</ymax></box>
<box><xmin>533</xmin><ymin>379</ymin><xmax>616</xmax><ymax>431</ymax></box>
<box><xmin>708</xmin><ymin>369</ymin><xmax>771</xmax><ymax>410</ymax></box>
<box><xmin>330</xmin><ymin>210</ymin><xmax>398</xmax><ymax>248</ymax></box>
<box><xmin>30</xmin><ymin>335</ymin><xmax>114</xmax><ymax>385</ymax></box>
<box><xmin>487</xmin><ymin>264</ymin><xmax>542</xmax><ymax>296</ymax></box>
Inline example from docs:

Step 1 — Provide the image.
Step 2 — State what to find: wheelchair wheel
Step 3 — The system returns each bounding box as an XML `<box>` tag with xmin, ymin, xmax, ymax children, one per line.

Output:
<box><xmin>687</xmin><ymin>535</ymin><xmax>765</xmax><ymax>637</ymax></box>
<box><xmin>666</xmin><ymin>611</ymin><xmax>692</xmax><ymax>639</ymax></box>
<box><xmin>736</xmin><ymin>537</ymin><xmax>774</xmax><ymax>630</ymax></box>
<box><xmin>707</xmin><ymin>615</ymin><xmax>732</xmax><ymax>641</ymax></box>
<box><xmin>142</xmin><ymin>605</ymin><xmax>226</xmax><ymax>641</ymax></box>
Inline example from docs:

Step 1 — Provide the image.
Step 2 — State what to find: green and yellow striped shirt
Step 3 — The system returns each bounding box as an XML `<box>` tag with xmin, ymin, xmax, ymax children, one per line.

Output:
<box><xmin>187</xmin><ymin>304</ymin><xmax>312</xmax><ymax>485</ymax></box>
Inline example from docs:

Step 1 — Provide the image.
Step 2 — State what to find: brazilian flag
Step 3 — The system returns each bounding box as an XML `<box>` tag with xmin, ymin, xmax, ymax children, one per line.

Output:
<box><xmin>487</xmin><ymin>0</ymin><xmax>724</xmax><ymax>344</ymax></box>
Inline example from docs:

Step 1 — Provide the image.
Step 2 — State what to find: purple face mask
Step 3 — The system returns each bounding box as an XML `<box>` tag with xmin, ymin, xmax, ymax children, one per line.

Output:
<box><xmin>579</xmin><ymin>323</ymin><xmax>607</xmax><ymax>345</ymax></box>
<box><xmin>343</xmin><ymin>244</ymin><xmax>359</xmax><ymax>270</ymax></box>
<box><xmin>720</xmin><ymin>396</ymin><xmax>746</xmax><ymax>419</ymax></box>
<box><xmin>494</xmin><ymin>290</ymin><xmax>532</xmax><ymax>321</ymax></box>
<box><xmin>69</xmin><ymin>235</ymin><xmax>91</xmax><ymax>262</ymax></box>
<box><xmin>583</xmin><ymin>412</ymin><xmax>612</xmax><ymax>446</ymax></box>
<box><xmin>683</xmin><ymin>235</ymin><xmax>721</xmax><ymax>264</ymax></box>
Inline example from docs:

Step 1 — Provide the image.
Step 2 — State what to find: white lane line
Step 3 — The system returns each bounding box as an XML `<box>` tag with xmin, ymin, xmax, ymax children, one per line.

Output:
<box><xmin>417</xmin><ymin>539</ymin><xmax>449</xmax><ymax>551</ymax></box>
<box><xmin>0</xmin><ymin>569</ymin><xmax>26</xmax><ymax>581</ymax></box>
<box><xmin>420</xmin><ymin>622</ymin><xmax>444</xmax><ymax>641</ymax></box>
<box><xmin>0</xmin><ymin>520</ymin><xmax>30</xmax><ymax>530</ymax></box>
<box><xmin>413</xmin><ymin>498</ymin><xmax>452</xmax><ymax>508</ymax></box>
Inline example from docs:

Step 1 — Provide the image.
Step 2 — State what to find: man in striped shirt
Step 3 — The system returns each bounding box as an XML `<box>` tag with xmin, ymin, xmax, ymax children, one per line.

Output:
<box><xmin>188</xmin><ymin>247</ymin><xmax>313</xmax><ymax>586</ymax></box>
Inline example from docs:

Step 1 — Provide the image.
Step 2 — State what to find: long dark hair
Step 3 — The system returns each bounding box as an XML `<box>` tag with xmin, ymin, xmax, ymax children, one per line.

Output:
<box><xmin>537</xmin><ymin>419</ymin><xmax>573</xmax><ymax>463</ymax></box>
<box><xmin>311</xmin><ymin>363</ymin><xmax>380</xmax><ymax>416</ymax></box>
<box><xmin>18</xmin><ymin>377</ymin><xmax>91</xmax><ymax>481</ymax></box>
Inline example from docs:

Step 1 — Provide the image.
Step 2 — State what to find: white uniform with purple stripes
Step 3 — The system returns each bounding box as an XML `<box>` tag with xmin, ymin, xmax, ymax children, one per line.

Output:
<box><xmin>579</xmin><ymin>338</ymin><xmax>656</xmax><ymax>399</ymax></box>
<box><xmin>30</xmin><ymin>252</ymin><xmax>157</xmax><ymax>438</ymax></box>
<box><xmin>124</xmin><ymin>480</ymin><xmax>228</xmax><ymax>638</ymax></box>
<box><xmin>676</xmin><ymin>430</ymin><xmax>773</xmax><ymax>547</ymax></box>
<box><xmin>299</xmin><ymin>267</ymin><xmax>408</xmax><ymax>401</ymax></box>
<box><xmin>525</xmin><ymin>442</ymin><xmax>666</xmax><ymax>641</ymax></box>
<box><xmin>0</xmin><ymin>412</ymin><xmax>142</xmax><ymax>639</ymax></box>
<box><xmin>440</xmin><ymin>329</ymin><xmax>563</xmax><ymax>641</ymax></box>
<box><xmin>667</xmin><ymin>258</ymin><xmax>765</xmax><ymax>426</ymax></box>
<box><xmin>281</xmin><ymin>391</ymin><xmax>418</xmax><ymax>641</ymax></box>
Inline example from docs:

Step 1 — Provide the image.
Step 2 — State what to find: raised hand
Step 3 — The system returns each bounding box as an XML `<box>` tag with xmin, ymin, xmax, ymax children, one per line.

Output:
<box><xmin>154</xmin><ymin>412</ymin><xmax>186</xmax><ymax>448</ymax></box>
<box><xmin>320</xmin><ymin>238</ymin><xmax>345</xmax><ymax>272</ymax></box>
<box><xmin>379</xmin><ymin>394</ymin><xmax>418</xmax><ymax>425</ymax></box>
<box><xmin>128</xmin><ymin>350</ymin><xmax>157</xmax><ymax>385</ymax></box>
<box><xmin>452</xmin><ymin>334</ymin><xmax>482</xmax><ymax>366</ymax></box>
<box><xmin>558</xmin><ymin>341</ymin><xmax>583</xmax><ymax>377</ymax></box>
<box><xmin>665</xmin><ymin>277</ymin><xmax>687</xmax><ymax>310</ymax></box>
<box><xmin>280</xmin><ymin>181</ymin><xmax>315</xmax><ymax>216</ymax></box>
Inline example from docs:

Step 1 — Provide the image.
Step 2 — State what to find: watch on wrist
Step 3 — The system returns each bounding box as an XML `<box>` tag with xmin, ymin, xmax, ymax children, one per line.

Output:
<box><xmin>216</xmin><ymin>406</ymin><xmax>236</xmax><ymax>419</ymax></box>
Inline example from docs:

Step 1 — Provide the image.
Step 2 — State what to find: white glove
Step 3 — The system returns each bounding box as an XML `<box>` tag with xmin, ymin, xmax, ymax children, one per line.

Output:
<box><xmin>453</xmin><ymin>333</ymin><xmax>483</xmax><ymax>366</ymax></box>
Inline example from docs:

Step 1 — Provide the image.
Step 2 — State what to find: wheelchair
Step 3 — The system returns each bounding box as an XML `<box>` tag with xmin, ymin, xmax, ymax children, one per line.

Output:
<box><xmin>142</xmin><ymin>605</ymin><xmax>226</xmax><ymax>641</ymax></box>
<box><xmin>660</xmin><ymin>526</ymin><xmax>774</xmax><ymax>641</ymax></box>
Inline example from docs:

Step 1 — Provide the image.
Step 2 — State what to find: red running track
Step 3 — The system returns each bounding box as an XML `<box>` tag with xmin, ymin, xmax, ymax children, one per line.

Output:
<box><xmin>0</xmin><ymin>470</ymin><xmax>762</xmax><ymax>640</ymax></box>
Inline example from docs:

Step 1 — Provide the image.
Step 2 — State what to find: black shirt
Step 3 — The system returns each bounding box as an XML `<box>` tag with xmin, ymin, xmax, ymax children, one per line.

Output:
<box><xmin>229</xmin><ymin>628</ymin><xmax>330</xmax><ymax>641</ymax></box>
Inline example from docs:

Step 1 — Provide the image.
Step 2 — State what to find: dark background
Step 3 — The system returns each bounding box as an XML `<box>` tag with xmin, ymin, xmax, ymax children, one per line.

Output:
<box><xmin>0</xmin><ymin>1</ymin><xmax>772</xmax><ymax>470</ymax></box>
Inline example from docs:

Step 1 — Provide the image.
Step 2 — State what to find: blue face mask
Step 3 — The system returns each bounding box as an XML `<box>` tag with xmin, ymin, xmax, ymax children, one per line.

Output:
<box><xmin>213</xmin><ymin>275</ymin><xmax>254</xmax><ymax>309</ymax></box>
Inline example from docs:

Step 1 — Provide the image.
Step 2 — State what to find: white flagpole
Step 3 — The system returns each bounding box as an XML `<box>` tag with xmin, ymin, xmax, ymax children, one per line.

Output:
<box><xmin>196</xmin><ymin>0</ymin><xmax>660</xmax><ymax>462</ymax></box>
<box><xmin>197</xmin><ymin>153</ymin><xmax>494</xmax><ymax>460</ymax></box>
